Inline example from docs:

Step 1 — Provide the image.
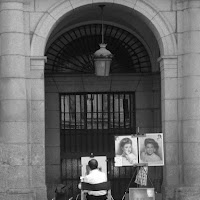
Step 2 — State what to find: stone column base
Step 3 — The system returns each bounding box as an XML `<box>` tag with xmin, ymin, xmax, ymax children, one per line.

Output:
<box><xmin>0</xmin><ymin>187</ymin><xmax>48</xmax><ymax>200</ymax></box>
<box><xmin>175</xmin><ymin>187</ymin><xmax>200</xmax><ymax>200</ymax></box>
<box><xmin>5</xmin><ymin>189</ymin><xmax>35</xmax><ymax>200</ymax></box>
<box><xmin>163</xmin><ymin>186</ymin><xmax>200</xmax><ymax>200</ymax></box>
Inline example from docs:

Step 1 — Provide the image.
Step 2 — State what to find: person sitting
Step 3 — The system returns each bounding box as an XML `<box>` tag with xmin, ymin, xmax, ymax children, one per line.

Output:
<box><xmin>79</xmin><ymin>159</ymin><xmax>108</xmax><ymax>200</ymax></box>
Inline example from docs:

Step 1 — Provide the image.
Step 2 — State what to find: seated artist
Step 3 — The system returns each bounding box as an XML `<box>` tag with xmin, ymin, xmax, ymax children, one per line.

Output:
<box><xmin>79</xmin><ymin>159</ymin><xmax>107</xmax><ymax>200</ymax></box>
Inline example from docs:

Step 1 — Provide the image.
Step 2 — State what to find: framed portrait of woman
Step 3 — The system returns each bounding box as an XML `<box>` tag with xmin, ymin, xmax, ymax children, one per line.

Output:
<box><xmin>138</xmin><ymin>133</ymin><xmax>164</xmax><ymax>166</ymax></box>
<box><xmin>114</xmin><ymin>135</ymin><xmax>138</xmax><ymax>167</ymax></box>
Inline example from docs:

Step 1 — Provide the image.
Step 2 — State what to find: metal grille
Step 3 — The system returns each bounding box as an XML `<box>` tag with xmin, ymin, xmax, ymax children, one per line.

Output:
<box><xmin>46</xmin><ymin>24</ymin><xmax>151</xmax><ymax>74</ymax></box>
<box><xmin>60</xmin><ymin>92</ymin><xmax>137</xmax><ymax>200</ymax></box>
<box><xmin>61</xmin><ymin>92</ymin><xmax>135</xmax><ymax>130</ymax></box>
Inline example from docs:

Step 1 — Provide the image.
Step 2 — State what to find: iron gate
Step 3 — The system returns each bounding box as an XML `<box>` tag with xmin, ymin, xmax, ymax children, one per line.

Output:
<box><xmin>60</xmin><ymin>92</ymin><xmax>137</xmax><ymax>200</ymax></box>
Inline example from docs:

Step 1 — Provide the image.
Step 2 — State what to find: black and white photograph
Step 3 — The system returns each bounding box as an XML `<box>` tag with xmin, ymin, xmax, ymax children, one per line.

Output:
<box><xmin>114</xmin><ymin>135</ymin><xmax>138</xmax><ymax>166</ymax></box>
<box><xmin>138</xmin><ymin>133</ymin><xmax>164</xmax><ymax>166</ymax></box>
<box><xmin>129</xmin><ymin>188</ymin><xmax>155</xmax><ymax>200</ymax></box>
<box><xmin>3</xmin><ymin>0</ymin><xmax>196</xmax><ymax>199</ymax></box>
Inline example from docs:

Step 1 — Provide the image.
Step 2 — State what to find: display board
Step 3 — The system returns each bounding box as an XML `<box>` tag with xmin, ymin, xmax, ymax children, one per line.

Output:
<box><xmin>115</xmin><ymin>135</ymin><xmax>138</xmax><ymax>166</ymax></box>
<box><xmin>114</xmin><ymin>133</ymin><xmax>164</xmax><ymax>167</ymax></box>
<box><xmin>138</xmin><ymin>133</ymin><xmax>164</xmax><ymax>166</ymax></box>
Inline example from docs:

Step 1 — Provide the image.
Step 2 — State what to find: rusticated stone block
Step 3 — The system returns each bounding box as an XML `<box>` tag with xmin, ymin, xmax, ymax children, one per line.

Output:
<box><xmin>31</xmin><ymin>79</ymin><xmax>44</xmax><ymax>100</ymax></box>
<box><xmin>1</xmin><ymin>33</ymin><xmax>25</xmax><ymax>56</ymax></box>
<box><xmin>184</xmin><ymin>165</ymin><xmax>200</xmax><ymax>185</ymax></box>
<box><xmin>183</xmin><ymin>54</ymin><xmax>200</xmax><ymax>76</ymax></box>
<box><xmin>45</xmin><ymin>129</ymin><xmax>60</xmax><ymax>147</ymax></box>
<box><xmin>163</xmin><ymin>186</ymin><xmax>176</xmax><ymax>200</ymax></box>
<box><xmin>176</xmin><ymin>187</ymin><xmax>200</xmax><ymax>200</ymax></box>
<box><xmin>0</xmin><ymin>165</ymin><xmax>7</xmax><ymax>192</ymax></box>
<box><xmin>31</xmin><ymin>100</ymin><xmax>45</xmax><ymax>122</ymax></box>
<box><xmin>45</xmin><ymin>110</ymin><xmax>59</xmax><ymax>129</ymax></box>
<box><xmin>0</xmin><ymin>9</ymin><xmax>23</xmax><ymax>33</ymax></box>
<box><xmin>31</xmin><ymin>144</ymin><xmax>45</xmax><ymax>166</ymax></box>
<box><xmin>32</xmin><ymin>165</ymin><xmax>46</xmax><ymax>187</ymax></box>
<box><xmin>165</xmin><ymin>143</ymin><xmax>178</xmax><ymax>165</ymax></box>
<box><xmin>34</xmin><ymin>187</ymin><xmax>48</xmax><ymax>200</ymax></box>
<box><xmin>0</xmin><ymin>78</ymin><xmax>26</xmax><ymax>100</ymax></box>
<box><xmin>30</xmin><ymin>122</ymin><xmax>45</xmax><ymax>144</ymax></box>
<box><xmin>2</xmin><ymin>144</ymin><xmax>28</xmax><ymax>166</ymax></box>
<box><xmin>0</xmin><ymin>55</ymin><xmax>25</xmax><ymax>78</ymax></box>
<box><xmin>46</xmin><ymin>165</ymin><xmax>60</xmax><ymax>183</ymax></box>
<box><xmin>7</xmin><ymin>166</ymin><xmax>29</xmax><ymax>188</ymax></box>
<box><xmin>165</xmin><ymin>165</ymin><xmax>180</xmax><ymax>186</ymax></box>
<box><xmin>1</xmin><ymin>122</ymin><xmax>27</xmax><ymax>143</ymax></box>
<box><xmin>45</xmin><ymin>147</ymin><xmax>60</xmax><ymax>165</ymax></box>
<box><xmin>0</xmin><ymin>100</ymin><xmax>27</xmax><ymax>122</ymax></box>
<box><xmin>183</xmin><ymin>120</ymin><xmax>200</xmax><ymax>142</ymax></box>
<box><xmin>0</xmin><ymin>194</ymin><xmax>6</xmax><ymax>200</ymax></box>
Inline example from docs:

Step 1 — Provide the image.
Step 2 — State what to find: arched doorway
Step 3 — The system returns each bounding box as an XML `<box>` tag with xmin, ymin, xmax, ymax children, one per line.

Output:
<box><xmin>45</xmin><ymin>19</ymin><xmax>161</xmax><ymax>199</ymax></box>
<box><xmin>30</xmin><ymin>1</ymin><xmax>177</xmax><ymax>200</ymax></box>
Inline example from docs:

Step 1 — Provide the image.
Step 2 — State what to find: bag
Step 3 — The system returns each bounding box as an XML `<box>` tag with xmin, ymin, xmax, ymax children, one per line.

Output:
<box><xmin>55</xmin><ymin>184</ymin><xmax>68</xmax><ymax>200</ymax></box>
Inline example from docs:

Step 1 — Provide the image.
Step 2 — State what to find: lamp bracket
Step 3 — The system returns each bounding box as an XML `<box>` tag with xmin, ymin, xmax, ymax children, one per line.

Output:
<box><xmin>99</xmin><ymin>4</ymin><xmax>105</xmax><ymax>10</ymax></box>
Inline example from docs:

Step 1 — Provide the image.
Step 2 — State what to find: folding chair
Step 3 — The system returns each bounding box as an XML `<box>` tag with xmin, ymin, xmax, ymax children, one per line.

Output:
<box><xmin>80</xmin><ymin>181</ymin><xmax>111</xmax><ymax>200</ymax></box>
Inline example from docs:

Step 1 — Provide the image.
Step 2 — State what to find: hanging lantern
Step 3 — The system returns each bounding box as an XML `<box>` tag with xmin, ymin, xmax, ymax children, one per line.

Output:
<box><xmin>94</xmin><ymin>44</ymin><xmax>112</xmax><ymax>76</ymax></box>
<box><xmin>94</xmin><ymin>5</ymin><xmax>113</xmax><ymax>76</ymax></box>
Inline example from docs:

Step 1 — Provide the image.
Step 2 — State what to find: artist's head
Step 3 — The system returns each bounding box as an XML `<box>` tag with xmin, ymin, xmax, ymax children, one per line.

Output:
<box><xmin>144</xmin><ymin>138</ymin><xmax>159</xmax><ymax>155</ymax></box>
<box><xmin>120</xmin><ymin>137</ymin><xmax>132</xmax><ymax>155</ymax></box>
<box><xmin>88</xmin><ymin>159</ymin><xmax>98</xmax><ymax>170</ymax></box>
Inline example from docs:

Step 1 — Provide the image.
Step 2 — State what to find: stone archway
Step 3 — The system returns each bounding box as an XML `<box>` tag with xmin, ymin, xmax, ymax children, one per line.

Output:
<box><xmin>30</xmin><ymin>0</ymin><xmax>177</xmax><ymax>199</ymax></box>
<box><xmin>31</xmin><ymin>0</ymin><xmax>176</xmax><ymax>56</ymax></box>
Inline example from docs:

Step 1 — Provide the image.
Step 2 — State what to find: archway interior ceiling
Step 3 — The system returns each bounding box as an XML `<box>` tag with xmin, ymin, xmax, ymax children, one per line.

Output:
<box><xmin>45</xmin><ymin>23</ymin><xmax>151</xmax><ymax>74</ymax></box>
<box><xmin>45</xmin><ymin>4</ymin><xmax>160</xmax><ymax>75</ymax></box>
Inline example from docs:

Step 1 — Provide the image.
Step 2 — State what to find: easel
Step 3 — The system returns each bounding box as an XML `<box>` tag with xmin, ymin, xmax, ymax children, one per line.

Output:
<box><xmin>121</xmin><ymin>130</ymin><xmax>154</xmax><ymax>200</ymax></box>
<box><xmin>121</xmin><ymin>163</ymin><xmax>154</xmax><ymax>200</ymax></box>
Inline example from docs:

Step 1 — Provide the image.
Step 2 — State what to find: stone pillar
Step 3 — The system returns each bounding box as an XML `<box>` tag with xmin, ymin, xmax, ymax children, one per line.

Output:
<box><xmin>0</xmin><ymin>1</ymin><xmax>34</xmax><ymax>199</ymax></box>
<box><xmin>158</xmin><ymin>56</ymin><xmax>179</xmax><ymax>199</ymax></box>
<box><xmin>29</xmin><ymin>56</ymin><xmax>47</xmax><ymax>200</ymax></box>
<box><xmin>175</xmin><ymin>1</ymin><xmax>200</xmax><ymax>199</ymax></box>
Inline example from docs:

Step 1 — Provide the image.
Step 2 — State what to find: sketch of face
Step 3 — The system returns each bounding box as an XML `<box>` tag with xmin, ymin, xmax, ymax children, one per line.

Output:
<box><xmin>157</xmin><ymin>134</ymin><xmax>162</xmax><ymax>140</ymax></box>
<box><xmin>145</xmin><ymin>143</ymin><xmax>155</xmax><ymax>155</ymax></box>
<box><xmin>122</xmin><ymin>143</ymin><xmax>132</xmax><ymax>155</ymax></box>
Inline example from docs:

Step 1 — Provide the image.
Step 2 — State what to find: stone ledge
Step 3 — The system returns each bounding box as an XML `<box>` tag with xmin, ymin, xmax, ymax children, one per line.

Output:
<box><xmin>7</xmin><ymin>188</ymin><xmax>34</xmax><ymax>194</ymax></box>
<box><xmin>157</xmin><ymin>55</ymin><xmax>178</xmax><ymax>63</ymax></box>
<box><xmin>30</xmin><ymin>56</ymin><xmax>47</xmax><ymax>70</ymax></box>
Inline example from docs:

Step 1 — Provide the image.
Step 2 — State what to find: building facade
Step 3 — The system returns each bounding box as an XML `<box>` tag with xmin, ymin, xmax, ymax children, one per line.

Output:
<box><xmin>0</xmin><ymin>0</ymin><xmax>200</xmax><ymax>199</ymax></box>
